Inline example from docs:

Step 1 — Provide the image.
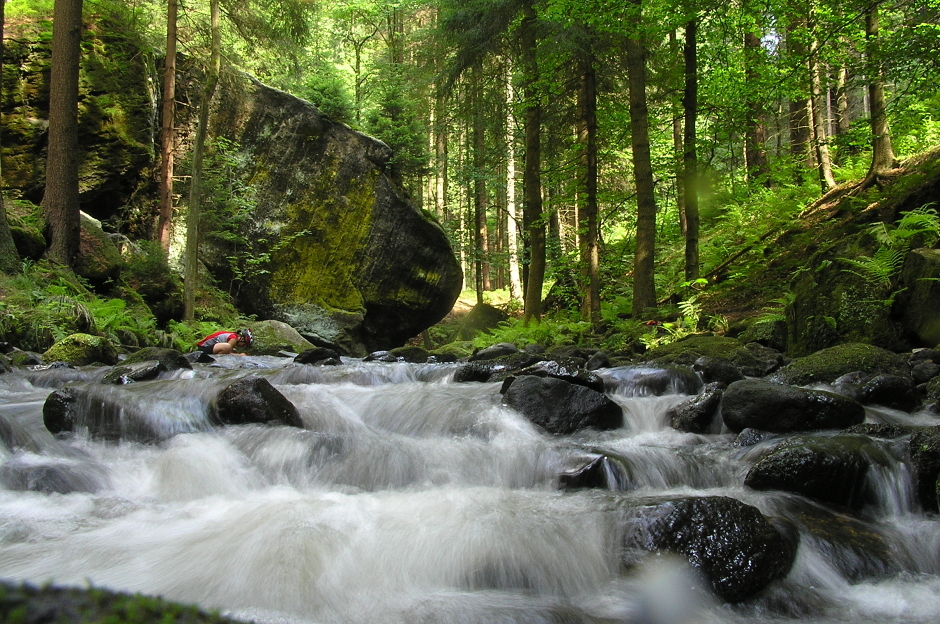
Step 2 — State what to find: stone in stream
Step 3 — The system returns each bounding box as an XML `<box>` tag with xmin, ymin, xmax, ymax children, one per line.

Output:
<box><xmin>501</xmin><ymin>375</ymin><xmax>623</xmax><ymax>435</ymax></box>
<box><xmin>909</xmin><ymin>426</ymin><xmax>940</xmax><ymax>512</ymax></box>
<box><xmin>618</xmin><ymin>495</ymin><xmax>796</xmax><ymax>602</ymax></box>
<box><xmin>668</xmin><ymin>381</ymin><xmax>725</xmax><ymax>434</ymax></box>
<box><xmin>214</xmin><ymin>376</ymin><xmax>304</xmax><ymax>429</ymax></box>
<box><xmin>721</xmin><ymin>379</ymin><xmax>865</xmax><ymax>434</ymax></box>
<box><xmin>42</xmin><ymin>386</ymin><xmax>184</xmax><ymax>443</ymax></box>
<box><xmin>744</xmin><ymin>434</ymin><xmax>895</xmax><ymax>511</ymax></box>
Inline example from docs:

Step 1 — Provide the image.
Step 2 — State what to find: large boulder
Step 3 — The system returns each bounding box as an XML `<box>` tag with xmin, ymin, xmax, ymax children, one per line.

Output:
<box><xmin>721</xmin><ymin>379</ymin><xmax>865</xmax><ymax>433</ymax></box>
<box><xmin>197</xmin><ymin>74</ymin><xmax>462</xmax><ymax>356</ymax></box>
<box><xmin>896</xmin><ymin>248</ymin><xmax>940</xmax><ymax>347</ymax></box>
<box><xmin>668</xmin><ymin>382</ymin><xmax>725</xmax><ymax>434</ymax></box>
<box><xmin>744</xmin><ymin>434</ymin><xmax>894</xmax><ymax>510</ymax></box>
<box><xmin>501</xmin><ymin>375</ymin><xmax>623</xmax><ymax>434</ymax></box>
<box><xmin>75</xmin><ymin>213</ymin><xmax>122</xmax><ymax>287</ymax></box>
<box><xmin>619</xmin><ymin>496</ymin><xmax>796</xmax><ymax>602</ymax></box>
<box><xmin>767</xmin><ymin>342</ymin><xmax>909</xmax><ymax>386</ymax></box>
<box><xmin>909</xmin><ymin>426</ymin><xmax>940</xmax><ymax>512</ymax></box>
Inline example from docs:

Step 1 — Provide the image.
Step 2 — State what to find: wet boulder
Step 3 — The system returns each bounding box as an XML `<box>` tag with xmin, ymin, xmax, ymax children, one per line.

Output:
<box><xmin>121</xmin><ymin>347</ymin><xmax>192</xmax><ymax>372</ymax></box>
<box><xmin>509</xmin><ymin>359</ymin><xmax>605</xmax><ymax>392</ymax></box>
<box><xmin>721</xmin><ymin>379</ymin><xmax>865</xmax><ymax>434</ymax></box>
<box><xmin>668</xmin><ymin>382</ymin><xmax>725</xmax><ymax>434</ymax></box>
<box><xmin>388</xmin><ymin>345</ymin><xmax>430</xmax><ymax>363</ymax></box>
<box><xmin>909</xmin><ymin>426</ymin><xmax>940</xmax><ymax>512</ymax></box>
<box><xmin>619</xmin><ymin>496</ymin><xmax>796</xmax><ymax>602</ymax></box>
<box><xmin>101</xmin><ymin>360</ymin><xmax>168</xmax><ymax>384</ymax></box>
<box><xmin>832</xmin><ymin>371</ymin><xmax>919</xmax><ymax>411</ymax></box>
<box><xmin>501</xmin><ymin>375</ymin><xmax>622</xmax><ymax>434</ymax></box>
<box><xmin>693</xmin><ymin>356</ymin><xmax>744</xmax><ymax>385</ymax></box>
<box><xmin>786</xmin><ymin>499</ymin><xmax>901</xmax><ymax>581</ymax></box>
<box><xmin>214</xmin><ymin>376</ymin><xmax>303</xmax><ymax>428</ymax></box>
<box><xmin>767</xmin><ymin>342</ymin><xmax>909</xmax><ymax>386</ymax></box>
<box><xmin>470</xmin><ymin>342</ymin><xmax>520</xmax><ymax>361</ymax></box>
<box><xmin>557</xmin><ymin>454</ymin><xmax>629</xmax><ymax>490</ymax></box>
<box><xmin>642</xmin><ymin>334</ymin><xmax>779</xmax><ymax>377</ymax></box>
<box><xmin>602</xmin><ymin>366</ymin><xmax>702</xmax><ymax>397</ymax></box>
<box><xmin>42</xmin><ymin>334</ymin><xmax>119</xmax><ymax>367</ymax></box>
<box><xmin>294</xmin><ymin>347</ymin><xmax>342</xmax><ymax>365</ymax></box>
<box><xmin>744</xmin><ymin>434</ymin><xmax>894</xmax><ymax>510</ymax></box>
<box><xmin>42</xmin><ymin>386</ymin><xmax>181</xmax><ymax>443</ymax></box>
<box><xmin>453</xmin><ymin>352</ymin><xmax>544</xmax><ymax>383</ymax></box>
<box><xmin>897</xmin><ymin>248</ymin><xmax>940</xmax><ymax>347</ymax></box>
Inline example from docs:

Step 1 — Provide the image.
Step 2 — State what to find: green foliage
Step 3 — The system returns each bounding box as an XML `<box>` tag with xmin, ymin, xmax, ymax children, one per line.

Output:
<box><xmin>294</xmin><ymin>60</ymin><xmax>356</xmax><ymax>123</ymax></box>
<box><xmin>470</xmin><ymin>314</ymin><xmax>595</xmax><ymax>350</ymax></box>
<box><xmin>161</xmin><ymin>320</ymin><xmax>227</xmax><ymax>353</ymax></box>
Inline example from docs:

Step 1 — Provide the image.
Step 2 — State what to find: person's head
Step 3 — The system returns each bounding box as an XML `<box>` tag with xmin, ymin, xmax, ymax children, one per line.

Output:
<box><xmin>235</xmin><ymin>328</ymin><xmax>253</xmax><ymax>349</ymax></box>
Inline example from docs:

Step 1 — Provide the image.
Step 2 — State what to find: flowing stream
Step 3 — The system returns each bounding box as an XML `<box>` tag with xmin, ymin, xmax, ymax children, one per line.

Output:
<box><xmin>1</xmin><ymin>355</ymin><xmax>939</xmax><ymax>624</ymax></box>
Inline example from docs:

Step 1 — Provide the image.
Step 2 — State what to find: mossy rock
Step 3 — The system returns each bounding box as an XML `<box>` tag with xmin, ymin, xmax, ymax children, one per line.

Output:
<box><xmin>643</xmin><ymin>335</ymin><xmax>746</xmax><ymax>361</ymax></box>
<box><xmin>122</xmin><ymin>347</ymin><xmax>192</xmax><ymax>371</ymax></box>
<box><xmin>248</xmin><ymin>319</ymin><xmax>315</xmax><ymax>356</ymax></box>
<box><xmin>896</xmin><ymin>248</ymin><xmax>940</xmax><ymax>348</ymax></box>
<box><xmin>42</xmin><ymin>333</ymin><xmax>119</xmax><ymax>366</ymax></box>
<box><xmin>7</xmin><ymin>213</ymin><xmax>45</xmax><ymax>260</ymax></box>
<box><xmin>431</xmin><ymin>341</ymin><xmax>474</xmax><ymax>359</ymax></box>
<box><xmin>0</xmin><ymin>580</ymin><xmax>241</xmax><ymax>624</ymax></box>
<box><xmin>456</xmin><ymin>303</ymin><xmax>509</xmax><ymax>340</ymax></box>
<box><xmin>767</xmin><ymin>342</ymin><xmax>909</xmax><ymax>386</ymax></box>
<box><xmin>74</xmin><ymin>213</ymin><xmax>122</xmax><ymax>287</ymax></box>
<box><xmin>388</xmin><ymin>345</ymin><xmax>430</xmax><ymax>363</ymax></box>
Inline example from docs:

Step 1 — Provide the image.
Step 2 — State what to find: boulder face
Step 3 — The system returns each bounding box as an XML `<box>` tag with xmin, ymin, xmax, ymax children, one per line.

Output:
<box><xmin>202</xmin><ymin>75</ymin><xmax>462</xmax><ymax>356</ymax></box>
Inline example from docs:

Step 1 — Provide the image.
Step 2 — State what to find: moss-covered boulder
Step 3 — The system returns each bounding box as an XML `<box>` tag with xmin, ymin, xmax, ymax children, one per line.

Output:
<box><xmin>1</xmin><ymin>14</ymin><xmax>156</xmax><ymax>226</ymax></box>
<box><xmin>73</xmin><ymin>213</ymin><xmax>123</xmax><ymax>286</ymax></box>
<box><xmin>896</xmin><ymin>248</ymin><xmax>940</xmax><ymax>348</ymax></box>
<box><xmin>767</xmin><ymin>342</ymin><xmax>909</xmax><ymax>386</ymax></box>
<box><xmin>785</xmin><ymin>231</ymin><xmax>908</xmax><ymax>356</ymax></box>
<box><xmin>721</xmin><ymin>379</ymin><xmax>865</xmax><ymax>433</ymax></box>
<box><xmin>248</xmin><ymin>320</ymin><xmax>316</xmax><ymax>356</ymax></box>
<box><xmin>42</xmin><ymin>333</ymin><xmax>119</xmax><ymax>366</ymax></box>
<box><xmin>194</xmin><ymin>74</ymin><xmax>462</xmax><ymax>357</ymax></box>
<box><xmin>641</xmin><ymin>334</ymin><xmax>782</xmax><ymax>377</ymax></box>
<box><xmin>456</xmin><ymin>302</ymin><xmax>509</xmax><ymax>340</ymax></box>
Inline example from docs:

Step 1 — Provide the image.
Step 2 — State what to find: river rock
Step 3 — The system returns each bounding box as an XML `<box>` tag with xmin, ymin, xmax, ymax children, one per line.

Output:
<box><xmin>693</xmin><ymin>356</ymin><xmax>744</xmax><ymax>385</ymax></box>
<box><xmin>388</xmin><ymin>346</ymin><xmax>430</xmax><ymax>363</ymax></box>
<box><xmin>909</xmin><ymin>426</ymin><xmax>940</xmax><ymax>512</ymax></box>
<box><xmin>453</xmin><ymin>352</ymin><xmax>544</xmax><ymax>383</ymax></box>
<box><xmin>41</xmin><ymin>334</ymin><xmax>119</xmax><ymax>367</ymax></box>
<box><xmin>101</xmin><ymin>360</ymin><xmax>168</xmax><ymax>384</ymax></box>
<box><xmin>509</xmin><ymin>359</ymin><xmax>605</xmax><ymax>392</ymax></box>
<box><xmin>744</xmin><ymin>434</ymin><xmax>894</xmax><ymax>510</ymax></box>
<box><xmin>248</xmin><ymin>320</ymin><xmax>316</xmax><ymax>357</ymax></box>
<box><xmin>121</xmin><ymin>347</ymin><xmax>192</xmax><ymax>372</ymax></box>
<box><xmin>767</xmin><ymin>342</ymin><xmax>909</xmax><ymax>386</ymax></box>
<box><xmin>214</xmin><ymin>376</ymin><xmax>303</xmax><ymax>428</ymax></box>
<box><xmin>721</xmin><ymin>379</ymin><xmax>865</xmax><ymax>434</ymax></box>
<box><xmin>668</xmin><ymin>382</ymin><xmax>725</xmax><ymax>434</ymax></box>
<box><xmin>470</xmin><ymin>342</ymin><xmax>520</xmax><ymax>361</ymax></box>
<box><xmin>294</xmin><ymin>347</ymin><xmax>341</xmax><ymax>365</ymax></box>
<box><xmin>619</xmin><ymin>495</ymin><xmax>796</xmax><ymax>602</ymax></box>
<box><xmin>897</xmin><ymin>248</ymin><xmax>940</xmax><ymax>347</ymax></box>
<box><xmin>501</xmin><ymin>375</ymin><xmax>622</xmax><ymax>434</ymax></box>
<box><xmin>557</xmin><ymin>454</ymin><xmax>628</xmax><ymax>490</ymax></box>
<box><xmin>911</xmin><ymin>360</ymin><xmax>940</xmax><ymax>384</ymax></box>
<box><xmin>786</xmin><ymin>499</ymin><xmax>902</xmax><ymax>581</ymax></box>
<box><xmin>42</xmin><ymin>386</ymin><xmax>175</xmax><ymax>443</ymax></box>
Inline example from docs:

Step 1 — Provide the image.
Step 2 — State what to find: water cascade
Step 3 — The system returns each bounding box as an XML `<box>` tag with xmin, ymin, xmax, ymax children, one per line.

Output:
<box><xmin>1</xmin><ymin>355</ymin><xmax>939</xmax><ymax>624</ymax></box>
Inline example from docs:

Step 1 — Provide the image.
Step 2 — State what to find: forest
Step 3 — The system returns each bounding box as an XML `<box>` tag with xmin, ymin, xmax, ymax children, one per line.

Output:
<box><xmin>0</xmin><ymin>0</ymin><xmax>939</xmax><ymax>352</ymax></box>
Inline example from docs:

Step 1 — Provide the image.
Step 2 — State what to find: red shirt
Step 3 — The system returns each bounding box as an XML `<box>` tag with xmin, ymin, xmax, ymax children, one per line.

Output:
<box><xmin>197</xmin><ymin>331</ymin><xmax>238</xmax><ymax>348</ymax></box>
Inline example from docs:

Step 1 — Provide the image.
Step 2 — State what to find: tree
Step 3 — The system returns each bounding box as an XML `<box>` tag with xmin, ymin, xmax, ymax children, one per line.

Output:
<box><xmin>0</xmin><ymin>0</ymin><xmax>21</xmax><ymax>274</ymax></box>
<box><xmin>864</xmin><ymin>1</ymin><xmax>896</xmax><ymax>182</ymax></box>
<box><xmin>183</xmin><ymin>0</ymin><xmax>221</xmax><ymax>321</ymax></box>
<box><xmin>577</xmin><ymin>53</ymin><xmax>600</xmax><ymax>324</ymax></box>
<box><xmin>156</xmin><ymin>0</ymin><xmax>179</xmax><ymax>252</ymax></box>
<box><xmin>626</xmin><ymin>1</ymin><xmax>657</xmax><ymax>316</ymax></box>
<box><xmin>682</xmin><ymin>14</ymin><xmax>699</xmax><ymax>282</ymax></box>
<box><xmin>42</xmin><ymin>0</ymin><xmax>84</xmax><ymax>268</ymax></box>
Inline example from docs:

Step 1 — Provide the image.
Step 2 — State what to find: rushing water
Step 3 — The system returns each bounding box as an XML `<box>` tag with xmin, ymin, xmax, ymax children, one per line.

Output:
<box><xmin>1</xmin><ymin>355</ymin><xmax>939</xmax><ymax>624</ymax></box>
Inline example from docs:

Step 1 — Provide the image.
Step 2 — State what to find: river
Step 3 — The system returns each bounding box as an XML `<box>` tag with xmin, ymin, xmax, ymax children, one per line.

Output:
<box><xmin>1</xmin><ymin>355</ymin><xmax>939</xmax><ymax>623</ymax></box>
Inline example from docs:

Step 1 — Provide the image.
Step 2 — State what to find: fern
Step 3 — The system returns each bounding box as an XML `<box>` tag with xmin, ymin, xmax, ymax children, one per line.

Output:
<box><xmin>840</xmin><ymin>246</ymin><xmax>906</xmax><ymax>289</ymax></box>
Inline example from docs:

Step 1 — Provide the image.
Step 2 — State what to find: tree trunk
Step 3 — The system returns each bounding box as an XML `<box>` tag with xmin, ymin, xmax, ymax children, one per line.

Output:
<box><xmin>865</xmin><ymin>3</ymin><xmax>896</xmax><ymax>179</ymax></box>
<box><xmin>810</xmin><ymin>34</ymin><xmax>836</xmax><ymax>190</ymax></box>
<box><xmin>183</xmin><ymin>0</ymin><xmax>221</xmax><ymax>321</ymax></box>
<box><xmin>786</xmin><ymin>16</ymin><xmax>813</xmax><ymax>183</ymax></box>
<box><xmin>626</xmin><ymin>9</ymin><xmax>657</xmax><ymax>316</ymax></box>
<box><xmin>521</xmin><ymin>2</ymin><xmax>544</xmax><ymax>324</ymax></box>
<box><xmin>472</xmin><ymin>66</ymin><xmax>487</xmax><ymax>304</ymax></box>
<box><xmin>505</xmin><ymin>67</ymin><xmax>523</xmax><ymax>302</ymax></box>
<box><xmin>0</xmin><ymin>0</ymin><xmax>21</xmax><ymax>274</ymax></box>
<box><xmin>670</xmin><ymin>29</ymin><xmax>686</xmax><ymax>237</ymax></box>
<box><xmin>434</xmin><ymin>91</ymin><xmax>448</xmax><ymax>220</ymax></box>
<box><xmin>156</xmin><ymin>0</ymin><xmax>178</xmax><ymax>251</ymax></box>
<box><xmin>744</xmin><ymin>29</ymin><xmax>770</xmax><ymax>185</ymax></box>
<box><xmin>683</xmin><ymin>17</ymin><xmax>700</xmax><ymax>282</ymax></box>
<box><xmin>42</xmin><ymin>0</ymin><xmax>84</xmax><ymax>268</ymax></box>
<box><xmin>577</xmin><ymin>56</ymin><xmax>600</xmax><ymax>325</ymax></box>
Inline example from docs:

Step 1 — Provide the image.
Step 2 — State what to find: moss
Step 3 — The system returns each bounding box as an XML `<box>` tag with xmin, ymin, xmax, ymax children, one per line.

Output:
<box><xmin>769</xmin><ymin>342</ymin><xmax>908</xmax><ymax>386</ymax></box>
<box><xmin>267</xmin><ymin>168</ymin><xmax>377</xmax><ymax>313</ymax></box>
<box><xmin>42</xmin><ymin>333</ymin><xmax>119</xmax><ymax>366</ymax></box>
<box><xmin>643</xmin><ymin>335</ymin><xmax>746</xmax><ymax>361</ymax></box>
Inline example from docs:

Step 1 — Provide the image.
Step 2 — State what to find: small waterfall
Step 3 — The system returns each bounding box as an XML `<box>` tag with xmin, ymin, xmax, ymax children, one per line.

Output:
<box><xmin>1</xmin><ymin>358</ymin><xmax>939</xmax><ymax>624</ymax></box>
